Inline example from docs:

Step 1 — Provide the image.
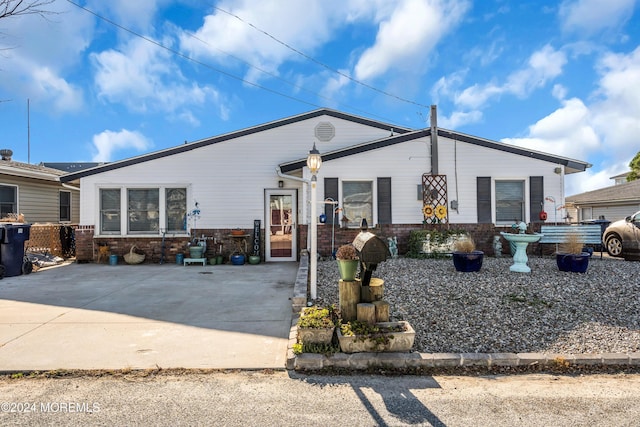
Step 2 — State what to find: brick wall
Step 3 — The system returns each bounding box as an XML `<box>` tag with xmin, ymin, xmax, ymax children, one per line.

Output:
<box><xmin>76</xmin><ymin>223</ymin><xmax>541</xmax><ymax>263</ymax></box>
<box><xmin>302</xmin><ymin>222</ymin><xmax>535</xmax><ymax>257</ymax></box>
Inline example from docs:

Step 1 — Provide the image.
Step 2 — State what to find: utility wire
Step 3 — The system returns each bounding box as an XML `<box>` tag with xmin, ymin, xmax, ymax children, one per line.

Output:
<box><xmin>182</xmin><ymin>30</ymin><xmax>404</xmax><ymax>123</ymax></box>
<box><xmin>65</xmin><ymin>0</ymin><xmax>323</xmax><ymax>110</ymax></box>
<box><xmin>213</xmin><ymin>6</ymin><xmax>431</xmax><ymax>109</ymax></box>
<box><xmin>66</xmin><ymin>0</ymin><xmax>417</xmax><ymax>126</ymax></box>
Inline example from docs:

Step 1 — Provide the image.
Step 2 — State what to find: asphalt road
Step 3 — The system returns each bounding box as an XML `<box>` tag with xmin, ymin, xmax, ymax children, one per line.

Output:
<box><xmin>1</xmin><ymin>371</ymin><xmax>639</xmax><ymax>426</ymax></box>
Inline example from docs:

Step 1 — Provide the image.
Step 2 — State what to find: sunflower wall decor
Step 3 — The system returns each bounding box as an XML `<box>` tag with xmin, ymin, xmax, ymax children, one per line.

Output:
<box><xmin>422</xmin><ymin>174</ymin><xmax>448</xmax><ymax>224</ymax></box>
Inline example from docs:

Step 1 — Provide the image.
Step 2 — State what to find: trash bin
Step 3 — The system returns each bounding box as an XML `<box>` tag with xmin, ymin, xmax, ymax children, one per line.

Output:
<box><xmin>0</xmin><ymin>223</ymin><xmax>31</xmax><ymax>277</ymax></box>
<box><xmin>581</xmin><ymin>219</ymin><xmax>611</xmax><ymax>252</ymax></box>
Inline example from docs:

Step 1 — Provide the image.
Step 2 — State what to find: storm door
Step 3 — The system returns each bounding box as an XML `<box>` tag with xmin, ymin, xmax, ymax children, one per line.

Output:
<box><xmin>265</xmin><ymin>189</ymin><xmax>297</xmax><ymax>261</ymax></box>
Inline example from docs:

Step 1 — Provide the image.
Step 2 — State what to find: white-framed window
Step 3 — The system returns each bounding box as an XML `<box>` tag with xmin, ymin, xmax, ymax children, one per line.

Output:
<box><xmin>342</xmin><ymin>180</ymin><xmax>373</xmax><ymax>228</ymax></box>
<box><xmin>128</xmin><ymin>188</ymin><xmax>159</xmax><ymax>234</ymax></box>
<box><xmin>495</xmin><ymin>180</ymin><xmax>524</xmax><ymax>223</ymax></box>
<box><xmin>0</xmin><ymin>184</ymin><xmax>17</xmax><ymax>217</ymax></box>
<box><xmin>165</xmin><ymin>188</ymin><xmax>187</xmax><ymax>232</ymax></box>
<box><xmin>60</xmin><ymin>190</ymin><xmax>71</xmax><ymax>222</ymax></box>
<box><xmin>99</xmin><ymin>186</ymin><xmax>187</xmax><ymax>236</ymax></box>
<box><xmin>100</xmin><ymin>189</ymin><xmax>121</xmax><ymax>234</ymax></box>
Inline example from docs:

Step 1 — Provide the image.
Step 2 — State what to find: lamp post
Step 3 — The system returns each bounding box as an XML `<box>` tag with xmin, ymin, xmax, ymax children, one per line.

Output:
<box><xmin>307</xmin><ymin>142</ymin><xmax>322</xmax><ymax>300</ymax></box>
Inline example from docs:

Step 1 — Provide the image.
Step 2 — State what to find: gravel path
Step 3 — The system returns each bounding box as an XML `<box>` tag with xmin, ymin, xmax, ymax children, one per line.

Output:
<box><xmin>314</xmin><ymin>256</ymin><xmax>640</xmax><ymax>354</ymax></box>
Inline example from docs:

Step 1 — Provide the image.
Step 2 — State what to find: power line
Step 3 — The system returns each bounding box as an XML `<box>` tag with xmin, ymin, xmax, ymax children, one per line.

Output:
<box><xmin>182</xmin><ymin>30</ymin><xmax>403</xmax><ymax>122</ymax></box>
<box><xmin>65</xmin><ymin>0</ymin><xmax>323</xmax><ymax>109</ymax></box>
<box><xmin>213</xmin><ymin>6</ymin><xmax>431</xmax><ymax>109</ymax></box>
<box><xmin>65</xmin><ymin>0</ymin><xmax>417</xmax><ymax>126</ymax></box>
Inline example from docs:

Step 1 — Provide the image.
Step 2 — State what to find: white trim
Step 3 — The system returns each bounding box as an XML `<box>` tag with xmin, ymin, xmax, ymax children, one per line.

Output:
<box><xmin>265</xmin><ymin>189</ymin><xmax>297</xmax><ymax>262</ymax></box>
<box><xmin>95</xmin><ymin>184</ymin><xmax>192</xmax><ymax>237</ymax></box>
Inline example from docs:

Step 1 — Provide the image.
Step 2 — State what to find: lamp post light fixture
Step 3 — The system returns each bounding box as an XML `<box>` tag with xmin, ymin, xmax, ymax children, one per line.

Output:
<box><xmin>307</xmin><ymin>143</ymin><xmax>322</xmax><ymax>300</ymax></box>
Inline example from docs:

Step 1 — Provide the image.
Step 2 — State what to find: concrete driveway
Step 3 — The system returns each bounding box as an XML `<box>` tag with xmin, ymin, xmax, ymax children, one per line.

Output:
<box><xmin>0</xmin><ymin>262</ymin><xmax>299</xmax><ymax>371</ymax></box>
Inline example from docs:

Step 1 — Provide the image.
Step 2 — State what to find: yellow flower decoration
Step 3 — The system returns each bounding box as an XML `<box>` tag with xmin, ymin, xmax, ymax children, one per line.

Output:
<box><xmin>422</xmin><ymin>204</ymin><xmax>434</xmax><ymax>217</ymax></box>
<box><xmin>435</xmin><ymin>205</ymin><xmax>447</xmax><ymax>220</ymax></box>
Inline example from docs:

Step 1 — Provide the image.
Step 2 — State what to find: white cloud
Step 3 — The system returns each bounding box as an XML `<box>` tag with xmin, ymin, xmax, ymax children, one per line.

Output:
<box><xmin>91</xmin><ymin>129</ymin><xmax>152</xmax><ymax>162</ymax></box>
<box><xmin>31</xmin><ymin>68</ymin><xmax>84</xmax><ymax>112</ymax></box>
<box><xmin>86</xmin><ymin>0</ymin><xmax>169</xmax><ymax>32</ymax></box>
<box><xmin>559</xmin><ymin>0</ymin><xmax>636</xmax><ymax>35</ymax></box>
<box><xmin>455</xmin><ymin>45</ymin><xmax>567</xmax><ymax>109</ymax></box>
<box><xmin>0</xmin><ymin>2</ymin><xmax>94</xmax><ymax>113</ymax></box>
<box><xmin>354</xmin><ymin>0</ymin><xmax>470</xmax><ymax>81</ymax></box>
<box><xmin>499</xmin><ymin>45</ymin><xmax>640</xmax><ymax>195</ymax></box>
<box><xmin>439</xmin><ymin>110</ymin><xmax>482</xmax><ymax>129</ymax></box>
<box><xmin>502</xmin><ymin>97</ymin><xmax>598</xmax><ymax>159</ymax></box>
<box><xmin>91</xmin><ymin>37</ymin><xmax>219</xmax><ymax>118</ymax></box>
<box><xmin>179</xmin><ymin>0</ymin><xmax>339</xmax><ymax>82</ymax></box>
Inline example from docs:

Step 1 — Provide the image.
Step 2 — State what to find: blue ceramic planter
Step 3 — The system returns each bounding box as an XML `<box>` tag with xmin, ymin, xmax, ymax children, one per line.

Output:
<box><xmin>452</xmin><ymin>251</ymin><xmax>484</xmax><ymax>272</ymax></box>
<box><xmin>231</xmin><ymin>254</ymin><xmax>245</xmax><ymax>265</ymax></box>
<box><xmin>556</xmin><ymin>253</ymin><xmax>590</xmax><ymax>273</ymax></box>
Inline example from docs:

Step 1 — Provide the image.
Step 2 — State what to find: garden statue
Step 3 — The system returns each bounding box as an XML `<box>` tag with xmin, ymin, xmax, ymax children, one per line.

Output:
<box><xmin>493</xmin><ymin>235</ymin><xmax>502</xmax><ymax>257</ymax></box>
<box><xmin>387</xmin><ymin>237</ymin><xmax>398</xmax><ymax>259</ymax></box>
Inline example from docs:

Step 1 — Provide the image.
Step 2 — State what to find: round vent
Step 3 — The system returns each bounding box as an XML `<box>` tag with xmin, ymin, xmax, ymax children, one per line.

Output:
<box><xmin>314</xmin><ymin>122</ymin><xmax>335</xmax><ymax>142</ymax></box>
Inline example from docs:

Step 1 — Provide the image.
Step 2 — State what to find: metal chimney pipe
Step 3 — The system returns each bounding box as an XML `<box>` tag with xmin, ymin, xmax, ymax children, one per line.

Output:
<box><xmin>430</xmin><ymin>105</ymin><xmax>438</xmax><ymax>175</ymax></box>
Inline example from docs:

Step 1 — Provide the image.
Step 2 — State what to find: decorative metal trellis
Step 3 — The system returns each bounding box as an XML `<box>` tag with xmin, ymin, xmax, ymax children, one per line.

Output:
<box><xmin>422</xmin><ymin>174</ymin><xmax>448</xmax><ymax>224</ymax></box>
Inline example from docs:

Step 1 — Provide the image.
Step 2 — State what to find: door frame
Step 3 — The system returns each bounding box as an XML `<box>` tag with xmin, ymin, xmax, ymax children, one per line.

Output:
<box><xmin>265</xmin><ymin>189</ymin><xmax>297</xmax><ymax>262</ymax></box>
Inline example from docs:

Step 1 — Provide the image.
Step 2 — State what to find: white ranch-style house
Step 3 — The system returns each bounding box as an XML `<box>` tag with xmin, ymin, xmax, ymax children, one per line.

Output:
<box><xmin>60</xmin><ymin>108</ymin><xmax>591</xmax><ymax>263</ymax></box>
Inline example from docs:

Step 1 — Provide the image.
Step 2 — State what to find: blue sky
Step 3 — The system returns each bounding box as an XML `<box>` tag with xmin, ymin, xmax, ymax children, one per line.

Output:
<box><xmin>0</xmin><ymin>0</ymin><xmax>638</xmax><ymax>196</ymax></box>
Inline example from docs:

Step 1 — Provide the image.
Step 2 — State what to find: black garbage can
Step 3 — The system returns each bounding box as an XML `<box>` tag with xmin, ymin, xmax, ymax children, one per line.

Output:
<box><xmin>581</xmin><ymin>219</ymin><xmax>611</xmax><ymax>250</ymax></box>
<box><xmin>0</xmin><ymin>223</ymin><xmax>31</xmax><ymax>277</ymax></box>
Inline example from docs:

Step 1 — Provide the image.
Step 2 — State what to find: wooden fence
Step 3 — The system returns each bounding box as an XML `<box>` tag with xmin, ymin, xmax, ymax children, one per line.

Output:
<box><xmin>26</xmin><ymin>223</ymin><xmax>75</xmax><ymax>258</ymax></box>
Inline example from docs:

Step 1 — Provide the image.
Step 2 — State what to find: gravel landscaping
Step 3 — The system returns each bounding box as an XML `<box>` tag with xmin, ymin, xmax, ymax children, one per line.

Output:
<box><xmin>314</xmin><ymin>256</ymin><xmax>640</xmax><ymax>354</ymax></box>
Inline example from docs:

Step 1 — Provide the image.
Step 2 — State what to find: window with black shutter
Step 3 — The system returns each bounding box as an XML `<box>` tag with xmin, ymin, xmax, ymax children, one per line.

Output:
<box><xmin>377</xmin><ymin>177</ymin><xmax>392</xmax><ymax>224</ymax></box>
<box><xmin>529</xmin><ymin>176</ymin><xmax>544</xmax><ymax>223</ymax></box>
<box><xmin>324</xmin><ymin>177</ymin><xmax>338</xmax><ymax>224</ymax></box>
<box><xmin>477</xmin><ymin>177</ymin><xmax>492</xmax><ymax>223</ymax></box>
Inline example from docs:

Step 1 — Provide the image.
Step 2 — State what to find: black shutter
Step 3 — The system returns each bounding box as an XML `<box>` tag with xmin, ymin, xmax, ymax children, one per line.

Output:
<box><xmin>477</xmin><ymin>177</ymin><xmax>492</xmax><ymax>223</ymax></box>
<box><xmin>530</xmin><ymin>176</ymin><xmax>544</xmax><ymax>223</ymax></box>
<box><xmin>324</xmin><ymin>177</ymin><xmax>338</xmax><ymax>224</ymax></box>
<box><xmin>377</xmin><ymin>177</ymin><xmax>392</xmax><ymax>224</ymax></box>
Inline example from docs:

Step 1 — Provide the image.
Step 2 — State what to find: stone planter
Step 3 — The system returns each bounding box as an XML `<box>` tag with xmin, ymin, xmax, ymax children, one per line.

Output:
<box><xmin>297</xmin><ymin>327</ymin><xmax>335</xmax><ymax>345</ymax></box>
<box><xmin>337</xmin><ymin>321</ymin><xmax>415</xmax><ymax>353</ymax></box>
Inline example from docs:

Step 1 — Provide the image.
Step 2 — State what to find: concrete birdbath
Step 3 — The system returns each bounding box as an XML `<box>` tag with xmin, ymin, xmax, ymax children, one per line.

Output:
<box><xmin>500</xmin><ymin>222</ymin><xmax>543</xmax><ymax>273</ymax></box>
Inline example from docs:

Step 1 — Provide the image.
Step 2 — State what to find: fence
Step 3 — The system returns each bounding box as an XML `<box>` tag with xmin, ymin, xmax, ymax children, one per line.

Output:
<box><xmin>27</xmin><ymin>223</ymin><xmax>75</xmax><ymax>258</ymax></box>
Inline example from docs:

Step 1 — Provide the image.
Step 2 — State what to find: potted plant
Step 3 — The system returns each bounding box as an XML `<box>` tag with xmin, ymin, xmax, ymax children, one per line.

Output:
<box><xmin>451</xmin><ymin>235</ymin><xmax>484</xmax><ymax>272</ymax></box>
<box><xmin>296</xmin><ymin>305</ymin><xmax>338</xmax><ymax>345</ymax></box>
<box><xmin>556</xmin><ymin>234</ymin><xmax>590</xmax><ymax>273</ymax></box>
<box><xmin>335</xmin><ymin>244</ymin><xmax>359</xmax><ymax>281</ymax></box>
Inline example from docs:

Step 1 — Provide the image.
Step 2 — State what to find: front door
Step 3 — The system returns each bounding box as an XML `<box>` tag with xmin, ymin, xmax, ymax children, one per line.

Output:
<box><xmin>265</xmin><ymin>190</ymin><xmax>297</xmax><ymax>262</ymax></box>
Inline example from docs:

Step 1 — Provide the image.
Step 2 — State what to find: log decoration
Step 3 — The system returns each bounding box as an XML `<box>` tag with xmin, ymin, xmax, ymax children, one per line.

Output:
<box><xmin>373</xmin><ymin>300</ymin><xmax>390</xmax><ymax>322</ymax></box>
<box><xmin>339</xmin><ymin>279</ymin><xmax>361</xmax><ymax>322</ymax></box>
<box><xmin>356</xmin><ymin>303</ymin><xmax>376</xmax><ymax>324</ymax></box>
<box><xmin>361</xmin><ymin>278</ymin><xmax>384</xmax><ymax>303</ymax></box>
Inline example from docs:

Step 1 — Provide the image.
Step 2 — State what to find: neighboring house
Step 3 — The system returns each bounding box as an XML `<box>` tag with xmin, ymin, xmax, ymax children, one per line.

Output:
<box><xmin>611</xmin><ymin>171</ymin><xmax>630</xmax><ymax>186</ymax></box>
<box><xmin>0</xmin><ymin>150</ymin><xmax>80</xmax><ymax>224</ymax></box>
<box><xmin>566</xmin><ymin>176</ymin><xmax>640</xmax><ymax>223</ymax></box>
<box><xmin>60</xmin><ymin>108</ymin><xmax>590</xmax><ymax>262</ymax></box>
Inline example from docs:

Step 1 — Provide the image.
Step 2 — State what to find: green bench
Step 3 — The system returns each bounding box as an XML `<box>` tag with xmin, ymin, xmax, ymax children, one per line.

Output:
<box><xmin>539</xmin><ymin>224</ymin><xmax>604</xmax><ymax>257</ymax></box>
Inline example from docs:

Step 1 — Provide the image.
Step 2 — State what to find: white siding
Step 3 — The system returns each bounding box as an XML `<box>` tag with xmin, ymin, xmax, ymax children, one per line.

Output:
<box><xmin>80</xmin><ymin>115</ymin><xmax>396</xmax><ymax>232</ymax></box>
<box><xmin>78</xmin><ymin>114</ymin><xmax>581</xmax><ymax>231</ymax></box>
<box><xmin>437</xmin><ymin>136</ymin><xmax>565</xmax><ymax>224</ymax></box>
